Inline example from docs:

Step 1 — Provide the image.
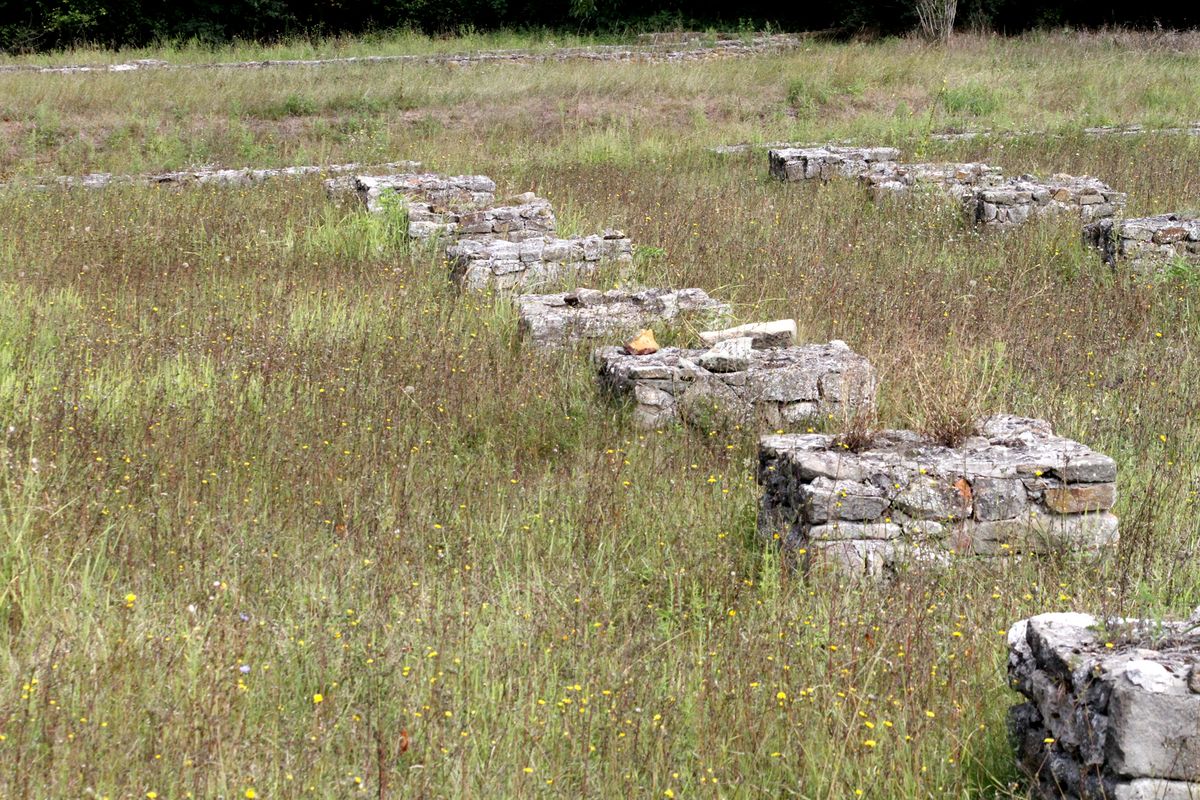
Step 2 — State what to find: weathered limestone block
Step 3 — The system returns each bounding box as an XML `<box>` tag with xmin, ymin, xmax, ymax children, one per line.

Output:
<box><xmin>768</xmin><ymin>146</ymin><xmax>901</xmax><ymax>182</ymax></box>
<box><xmin>965</xmin><ymin>174</ymin><xmax>1126</xmax><ymax>226</ymax></box>
<box><xmin>448</xmin><ymin>232</ymin><xmax>634</xmax><ymax>293</ymax></box>
<box><xmin>1084</xmin><ymin>213</ymin><xmax>1200</xmax><ymax>272</ymax></box>
<box><xmin>699</xmin><ymin>319</ymin><xmax>797</xmax><ymax>350</ymax></box>
<box><xmin>757</xmin><ymin>415</ymin><xmax>1118</xmax><ymax>577</ymax></box>
<box><xmin>515</xmin><ymin>288</ymin><xmax>730</xmax><ymax>346</ymax></box>
<box><xmin>1007</xmin><ymin>610</ymin><xmax>1200</xmax><ymax>799</ymax></box>
<box><xmin>596</xmin><ymin>340</ymin><xmax>876</xmax><ymax>430</ymax></box>
<box><xmin>861</xmin><ymin>161</ymin><xmax>1003</xmax><ymax>201</ymax></box>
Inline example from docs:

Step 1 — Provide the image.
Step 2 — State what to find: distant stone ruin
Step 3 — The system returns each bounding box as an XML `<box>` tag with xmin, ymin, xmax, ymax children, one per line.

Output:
<box><xmin>595</xmin><ymin>333</ymin><xmax>875</xmax><ymax>430</ymax></box>
<box><xmin>768</xmin><ymin>146</ymin><xmax>900</xmax><ymax>182</ymax></box>
<box><xmin>861</xmin><ymin>161</ymin><xmax>1003</xmax><ymax>201</ymax></box>
<box><xmin>1084</xmin><ymin>213</ymin><xmax>1200</xmax><ymax>271</ymax></box>
<box><xmin>1008</xmin><ymin>610</ymin><xmax>1200</xmax><ymax>799</ymax></box>
<box><xmin>964</xmin><ymin>174</ymin><xmax>1125</xmax><ymax>226</ymax></box>
<box><xmin>5</xmin><ymin>161</ymin><xmax>421</xmax><ymax>192</ymax></box>
<box><xmin>516</xmin><ymin>288</ymin><xmax>729</xmax><ymax>347</ymax></box>
<box><xmin>448</xmin><ymin>232</ymin><xmax>634</xmax><ymax>292</ymax></box>
<box><xmin>757</xmin><ymin>415</ymin><xmax>1118</xmax><ymax>577</ymax></box>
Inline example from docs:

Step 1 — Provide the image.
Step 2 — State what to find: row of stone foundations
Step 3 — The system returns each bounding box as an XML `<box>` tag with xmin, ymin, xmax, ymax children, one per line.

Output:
<box><xmin>770</xmin><ymin>147</ymin><xmax>1126</xmax><ymax>228</ymax></box>
<box><xmin>756</xmin><ymin>415</ymin><xmax>1118</xmax><ymax>578</ymax></box>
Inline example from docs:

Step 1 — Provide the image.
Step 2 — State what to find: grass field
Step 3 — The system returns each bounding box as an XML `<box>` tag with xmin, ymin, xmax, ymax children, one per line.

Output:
<box><xmin>2</xmin><ymin>29</ymin><xmax>1200</xmax><ymax>799</ymax></box>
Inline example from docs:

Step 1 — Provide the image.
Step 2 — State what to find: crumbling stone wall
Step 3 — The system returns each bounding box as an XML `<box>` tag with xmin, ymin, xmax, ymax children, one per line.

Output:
<box><xmin>345</xmin><ymin>173</ymin><xmax>497</xmax><ymax>213</ymax></box>
<box><xmin>595</xmin><ymin>339</ymin><xmax>875</xmax><ymax>430</ymax></box>
<box><xmin>517</xmin><ymin>288</ymin><xmax>729</xmax><ymax>346</ymax></box>
<box><xmin>768</xmin><ymin>146</ymin><xmax>900</xmax><ymax>182</ymax></box>
<box><xmin>447</xmin><ymin>232</ymin><xmax>634</xmax><ymax>292</ymax></box>
<box><xmin>964</xmin><ymin>174</ymin><xmax>1125</xmax><ymax>226</ymax></box>
<box><xmin>1085</xmin><ymin>213</ymin><xmax>1200</xmax><ymax>271</ymax></box>
<box><xmin>1008</xmin><ymin>611</ymin><xmax>1200</xmax><ymax>800</ymax></box>
<box><xmin>861</xmin><ymin>161</ymin><xmax>1003</xmax><ymax>201</ymax></box>
<box><xmin>757</xmin><ymin>415</ymin><xmax>1118</xmax><ymax>577</ymax></box>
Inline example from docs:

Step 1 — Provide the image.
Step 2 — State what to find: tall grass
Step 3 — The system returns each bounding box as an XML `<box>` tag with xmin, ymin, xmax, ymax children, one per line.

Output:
<box><xmin>0</xmin><ymin>31</ymin><xmax>1199</xmax><ymax>798</ymax></box>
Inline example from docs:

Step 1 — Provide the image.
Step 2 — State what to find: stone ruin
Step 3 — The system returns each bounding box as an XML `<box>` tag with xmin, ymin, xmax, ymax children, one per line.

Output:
<box><xmin>6</xmin><ymin>161</ymin><xmax>421</xmax><ymax>192</ymax></box>
<box><xmin>1084</xmin><ymin>213</ymin><xmax>1200</xmax><ymax>272</ymax></box>
<box><xmin>756</xmin><ymin>415</ymin><xmax>1118</xmax><ymax>577</ymax></box>
<box><xmin>447</xmin><ymin>232</ymin><xmax>634</xmax><ymax>293</ymax></box>
<box><xmin>516</xmin><ymin>288</ymin><xmax>730</xmax><ymax>347</ymax></box>
<box><xmin>768</xmin><ymin>146</ymin><xmax>901</xmax><ymax>182</ymax></box>
<box><xmin>964</xmin><ymin>174</ymin><xmax>1125</xmax><ymax>226</ymax></box>
<box><xmin>327</xmin><ymin>174</ymin><xmax>558</xmax><ymax>244</ymax></box>
<box><xmin>1008</xmin><ymin>610</ymin><xmax>1200</xmax><ymax>799</ymax></box>
<box><xmin>595</xmin><ymin>325</ymin><xmax>876</xmax><ymax>430</ymax></box>
<box><xmin>328</xmin><ymin>173</ymin><xmax>497</xmax><ymax>213</ymax></box>
<box><xmin>860</xmin><ymin>161</ymin><xmax>1004</xmax><ymax>202</ymax></box>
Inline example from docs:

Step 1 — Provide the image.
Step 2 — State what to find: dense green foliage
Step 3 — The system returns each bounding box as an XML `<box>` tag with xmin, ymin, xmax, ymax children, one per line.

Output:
<box><xmin>2</xmin><ymin>0</ymin><xmax>1199</xmax><ymax>52</ymax></box>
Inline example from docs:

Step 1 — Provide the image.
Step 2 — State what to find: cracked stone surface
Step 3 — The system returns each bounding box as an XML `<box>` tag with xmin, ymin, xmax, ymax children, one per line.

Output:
<box><xmin>516</xmin><ymin>288</ymin><xmax>729</xmax><ymax>346</ymax></box>
<box><xmin>1007</xmin><ymin>610</ymin><xmax>1200</xmax><ymax>799</ymax></box>
<box><xmin>768</xmin><ymin>146</ymin><xmax>901</xmax><ymax>182</ymax></box>
<box><xmin>448</xmin><ymin>232</ymin><xmax>634</xmax><ymax>293</ymax></box>
<box><xmin>1085</xmin><ymin>213</ymin><xmax>1200</xmax><ymax>272</ymax></box>
<box><xmin>757</xmin><ymin>415</ymin><xmax>1118</xmax><ymax>577</ymax></box>
<box><xmin>595</xmin><ymin>339</ymin><xmax>875</xmax><ymax>430</ymax></box>
<box><xmin>964</xmin><ymin>174</ymin><xmax>1126</xmax><ymax>226</ymax></box>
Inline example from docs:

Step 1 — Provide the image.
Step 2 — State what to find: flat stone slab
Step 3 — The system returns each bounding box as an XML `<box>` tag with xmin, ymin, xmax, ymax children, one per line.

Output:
<box><xmin>1085</xmin><ymin>213</ymin><xmax>1200</xmax><ymax>272</ymax></box>
<box><xmin>1008</xmin><ymin>610</ymin><xmax>1200</xmax><ymax>798</ymax></box>
<box><xmin>861</xmin><ymin>161</ymin><xmax>1003</xmax><ymax>201</ymax></box>
<box><xmin>965</xmin><ymin>174</ymin><xmax>1126</xmax><ymax>226</ymax></box>
<box><xmin>448</xmin><ymin>232</ymin><xmax>634</xmax><ymax>293</ymax></box>
<box><xmin>699</xmin><ymin>319</ymin><xmax>796</xmax><ymax>350</ymax></box>
<box><xmin>595</xmin><ymin>340</ymin><xmax>875</xmax><ymax>430</ymax></box>
<box><xmin>768</xmin><ymin>146</ymin><xmax>901</xmax><ymax>182</ymax></box>
<box><xmin>757</xmin><ymin>415</ymin><xmax>1118</xmax><ymax>577</ymax></box>
<box><xmin>516</xmin><ymin>288</ymin><xmax>730</xmax><ymax>346</ymax></box>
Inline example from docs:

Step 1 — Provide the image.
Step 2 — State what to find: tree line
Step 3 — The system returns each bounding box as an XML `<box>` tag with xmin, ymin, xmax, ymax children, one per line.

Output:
<box><xmin>1</xmin><ymin>0</ymin><xmax>1195</xmax><ymax>53</ymax></box>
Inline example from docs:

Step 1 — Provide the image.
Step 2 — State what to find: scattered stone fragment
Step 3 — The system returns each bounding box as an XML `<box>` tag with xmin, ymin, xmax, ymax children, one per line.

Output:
<box><xmin>964</xmin><ymin>174</ymin><xmax>1125</xmax><ymax>226</ymax></box>
<box><xmin>596</xmin><ymin>340</ymin><xmax>875</xmax><ymax>430</ymax></box>
<box><xmin>1084</xmin><ymin>213</ymin><xmax>1200</xmax><ymax>272</ymax></box>
<box><xmin>699</xmin><ymin>319</ymin><xmax>796</xmax><ymax>350</ymax></box>
<box><xmin>757</xmin><ymin>415</ymin><xmax>1118</xmax><ymax>577</ymax></box>
<box><xmin>624</xmin><ymin>329</ymin><xmax>660</xmax><ymax>356</ymax></box>
<box><xmin>447</xmin><ymin>232</ymin><xmax>634</xmax><ymax>293</ymax></box>
<box><xmin>516</xmin><ymin>288</ymin><xmax>730</xmax><ymax>347</ymax></box>
<box><xmin>861</xmin><ymin>161</ymin><xmax>1003</xmax><ymax>201</ymax></box>
<box><xmin>768</xmin><ymin>146</ymin><xmax>901</xmax><ymax>182</ymax></box>
<box><xmin>1008</xmin><ymin>610</ymin><xmax>1200</xmax><ymax>799</ymax></box>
